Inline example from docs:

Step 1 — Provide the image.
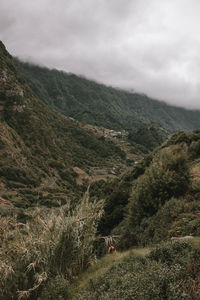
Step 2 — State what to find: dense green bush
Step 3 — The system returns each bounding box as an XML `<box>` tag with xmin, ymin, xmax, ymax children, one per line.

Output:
<box><xmin>148</xmin><ymin>241</ymin><xmax>193</xmax><ymax>266</ymax></box>
<box><xmin>74</xmin><ymin>260</ymin><xmax>182</xmax><ymax>299</ymax></box>
<box><xmin>39</xmin><ymin>276</ymin><xmax>69</xmax><ymax>300</ymax></box>
<box><xmin>95</xmin><ymin>157</ymin><xmax>154</xmax><ymax>237</ymax></box>
<box><xmin>127</xmin><ymin>149</ymin><xmax>189</xmax><ymax>228</ymax></box>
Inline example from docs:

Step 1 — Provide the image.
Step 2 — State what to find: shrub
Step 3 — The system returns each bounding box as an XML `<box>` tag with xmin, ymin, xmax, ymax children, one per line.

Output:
<box><xmin>135</xmin><ymin>197</ymin><xmax>195</xmax><ymax>245</ymax></box>
<box><xmin>148</xmin><ymin>241</ymin><xmax>193</xmax><ymax>266</ymax></box>
<box><xmin>39</xmin><ymin>276</ymin><xmax>69</xmax><ymax>300</ymax></box>
<box><xmin>127</xmin><ymin>149</ymin><xmax>189</xmax><ymax>228</ymax></box>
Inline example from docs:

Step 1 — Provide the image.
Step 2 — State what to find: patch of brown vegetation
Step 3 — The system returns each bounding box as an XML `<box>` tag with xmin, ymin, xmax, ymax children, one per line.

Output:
<box><xmin>73</xmin><ymin>167</ymin><xmax>90</xmax><ymax>185</ymax></box>
<box><xmin>190</xmin><ymin>166</ymin><xmax>200</xmax><ymax>181</ymax></box>
<box><xmin>0</xmin><ymin>196</ymin><xmax>13</xmax><ymax>206</ymax></box>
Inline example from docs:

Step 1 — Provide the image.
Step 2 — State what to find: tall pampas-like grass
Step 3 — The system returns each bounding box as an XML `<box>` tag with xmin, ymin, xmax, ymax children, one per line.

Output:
<box><xmin>0</xmin><ymin>194</ymin><xmax>104</xmax><ymax>299</ymax></box>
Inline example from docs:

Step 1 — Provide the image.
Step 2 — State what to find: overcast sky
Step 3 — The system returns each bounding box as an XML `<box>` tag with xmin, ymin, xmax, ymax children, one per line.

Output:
<box><xmin>1</xmin><ymin>0</ymin><xmax>200</xmax><ymax>109</ymax></box>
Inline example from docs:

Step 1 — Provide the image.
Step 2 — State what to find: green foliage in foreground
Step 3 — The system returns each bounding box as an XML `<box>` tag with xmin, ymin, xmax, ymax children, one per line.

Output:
<box><xmin>0</xmin><ymin>198</ymin><xmax>103</xmax><ymax>300</ymax></box>
<box><xmin>94</xmin><ymin>130</ymin><xmax>200</xmax><ymax>250</ymax></box>
<box><xmin>131</xmin><ymin>197</ymin><xmax>200</xmax><ymax>246</ymax></box>
<box><xmin>97</xmin><ymin>145</ymin><xmax>189</xmax><ymax>239</ymax></box>
<box><xmin>73</xmin><ymin>241</ymin><xmax>200</xmax><ymax>300</ymax></box>
<box><xmin>114</xmin><ymin>147</ymin><xmax>191</xmax><ymax>248</ymax></box>
<box><xmin>90</xmin><ymin>155</ymin><xmax>152</xmax><ymax>236</ymax></box>
<box><xmin>117</xmin><ymin>131</ymin><xmax>200</xmax><ymax>248</ymax></box>
<box><xmin>127</xmin><ymin>148</ymin><xmax>189</xmax><ymax>227</ymax></box>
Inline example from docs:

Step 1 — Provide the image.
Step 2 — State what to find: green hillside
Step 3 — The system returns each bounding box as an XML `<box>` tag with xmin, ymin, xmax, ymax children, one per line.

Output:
<box><xmin>0</xmin><ymin>41</ymin><xmax>125</xmax><ymax>207</ymax></box>
<box><xmin>92</xmin><ymin>130</ymin><xmax>200</xmax><ymax>247</ymax></box>
<box><xmin>15</xmin><ymin>58</ymin><xmax>200</xmax><ymax>132</ymax></box>
<box><xmin>71</xmin><ymin>240</ymin><xmax>200</xmax><ymax>299</ymax></box>
<box><xmin>1</xmin><ymin>41</ymin><xmax>200</xmax><ymax>299</ymax></box>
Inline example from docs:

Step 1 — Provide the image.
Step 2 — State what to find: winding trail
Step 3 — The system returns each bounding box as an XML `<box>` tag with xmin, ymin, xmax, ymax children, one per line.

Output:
<box><xmin>0</xmin><ymin>189</ymin><xmax>12</xmax><ymax>195</ymax></box>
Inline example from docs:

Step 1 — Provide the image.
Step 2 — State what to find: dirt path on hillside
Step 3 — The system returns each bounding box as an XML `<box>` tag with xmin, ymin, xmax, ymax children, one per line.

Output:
<box><xmin>34</xmin><ymin>177</ymin><xmax>56</xmax><ymax>191</ymax></box>
<box><xmin>0</xmin><ymin>189</ymin><xmax>12</xmax><ymax>195</ymax></box>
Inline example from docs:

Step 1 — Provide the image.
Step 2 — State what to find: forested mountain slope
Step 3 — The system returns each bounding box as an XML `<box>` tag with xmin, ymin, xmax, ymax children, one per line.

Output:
<box><xmin>15</xmin><ymin>58</ymin><xmax>200</xmax><ymax>132</ymax></box>
<box><xmin>0</xmin><ymin>41</ymin><xmax>125</xmax><ymax>207</ymax></box>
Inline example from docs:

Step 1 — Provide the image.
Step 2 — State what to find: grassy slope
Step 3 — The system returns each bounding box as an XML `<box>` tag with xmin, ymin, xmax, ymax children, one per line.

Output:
<box><xmin>70</xmin><ymin>239</ymin><xmax>200</xmax><ymax>299</ymax></box>
<box><xmin>68</xmin><ymin>131</ymin><xmax>200</xmax><ymax>298</ymax></box>
<box><xmin>15</xmin><ymin>58</ymin><xmax>200</xmax><ymax>132</ymax></box>
<box><xmin>69</xmin><ymin>247</ymin><xmax>151</xmax><ymax>297</ymax></box>
<box><xmin>0</xmin><ymin>41</ymin><xmax>125</xmax><ymax>207</ymax></box>
<box><xmin>1</xmin><ymin>42</ymin><xmax>200</xmax><ymax>298</ymax></box>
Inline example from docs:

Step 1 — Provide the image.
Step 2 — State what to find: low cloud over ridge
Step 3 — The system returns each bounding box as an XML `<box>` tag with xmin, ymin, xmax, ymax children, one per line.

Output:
<box><xmin>1</xmin><ymin>0</ymin><xmax>200</xmax><ymax>109</ymax></box>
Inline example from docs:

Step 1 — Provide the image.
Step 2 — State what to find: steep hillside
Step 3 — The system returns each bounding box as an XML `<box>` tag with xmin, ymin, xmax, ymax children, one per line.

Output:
<box><xmin>90</xmin><ymin>130</ymin><xmax>200</xmax><ymax>244</ymax></box>
<box><xmin>0</xmin><ymin>41</ymin><xmax>125</xmax><ymax>207</ymax></box>
<box><xmin>1</xmin><ymin>42</ymin><xmax>200</xmax><ymax>299</ymax></box>
<box><xmin>15</xmin><ymin>58</ymin><xmax>200</xmax><ymax>132</ymax></box>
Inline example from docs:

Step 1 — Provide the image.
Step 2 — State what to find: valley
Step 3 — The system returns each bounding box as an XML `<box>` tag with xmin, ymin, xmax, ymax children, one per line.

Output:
<box><xmin>1</xmin><ymin>41</ymin><xmax>200</xmax><ymax>299</ymax></box>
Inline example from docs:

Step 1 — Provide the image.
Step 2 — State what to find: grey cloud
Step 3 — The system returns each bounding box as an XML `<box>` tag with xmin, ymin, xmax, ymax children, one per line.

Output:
<box><xmin>0</xmin><ymin>0</ymin><xmax>200</xmax><ymax>109</ymax></box>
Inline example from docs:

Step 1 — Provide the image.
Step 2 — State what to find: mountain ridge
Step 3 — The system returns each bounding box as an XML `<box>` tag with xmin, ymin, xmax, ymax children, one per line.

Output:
<box><xmin>14</xmin><ymin>58</ymin><xmax>200</xmax><ymax>132</ymax></box>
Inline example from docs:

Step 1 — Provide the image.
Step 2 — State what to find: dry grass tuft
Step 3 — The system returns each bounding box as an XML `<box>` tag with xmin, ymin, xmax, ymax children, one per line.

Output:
<box><xmin>0</xmin><ymin>195</ymin><xmax>104</xmax><ymax>299</ymax></box>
